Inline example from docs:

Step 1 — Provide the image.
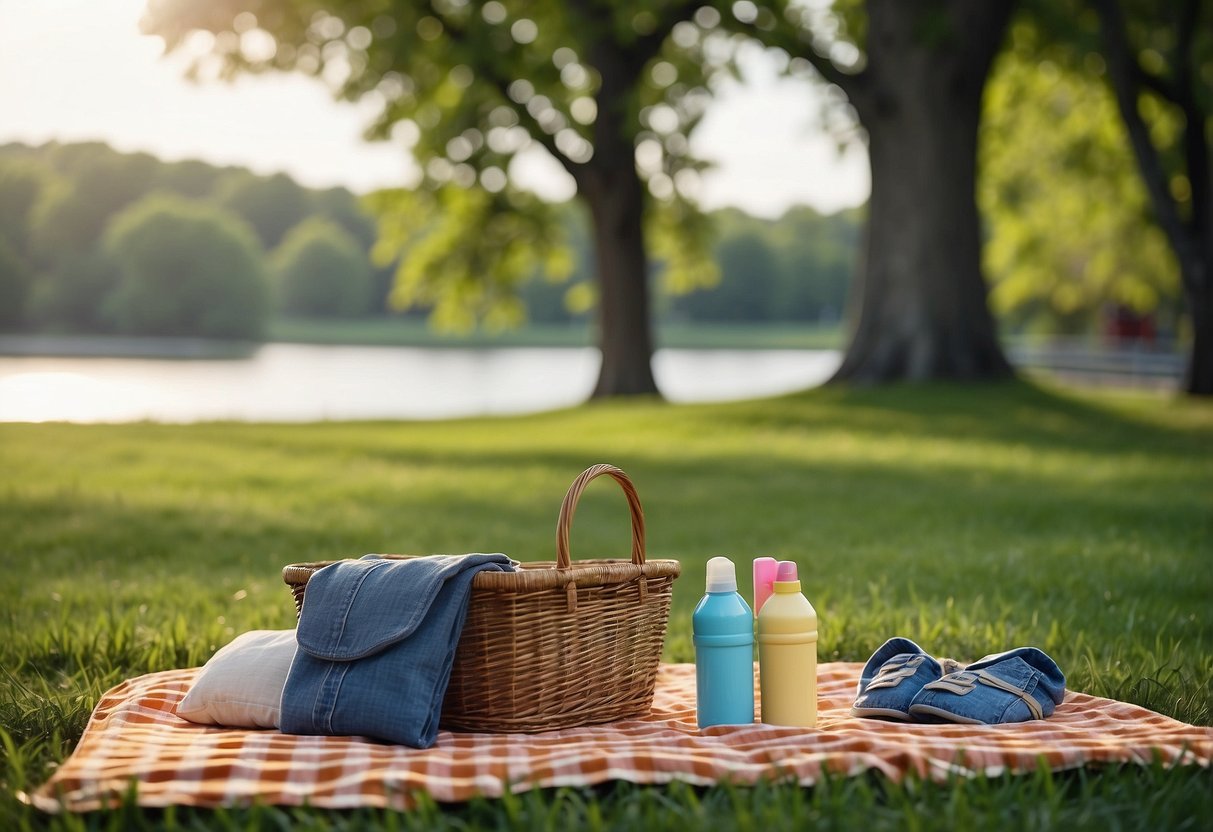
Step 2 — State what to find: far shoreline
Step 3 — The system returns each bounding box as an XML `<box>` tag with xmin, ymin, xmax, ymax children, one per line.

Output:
<box><xmin>0</xmin><ymin>326</ymin><xmax>1184</xmax><ymax>392</ymax></box>
<box><xmin>0</xmin><ymin>320</ymin><xmax>846</xmax><ymax>359</ymax></box>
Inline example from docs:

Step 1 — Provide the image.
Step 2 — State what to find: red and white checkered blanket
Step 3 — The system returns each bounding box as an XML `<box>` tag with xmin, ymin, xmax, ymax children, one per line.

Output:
<box><xmin>28</xmin><ymin>662</ymin><xmax>1213</xmax><ymax>812</ymax></box>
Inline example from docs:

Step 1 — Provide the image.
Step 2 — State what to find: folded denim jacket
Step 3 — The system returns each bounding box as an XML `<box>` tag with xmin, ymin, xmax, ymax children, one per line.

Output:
<box><xmin>280</xmin><ymin>553</ymin><xmax>513</xmax><ymax>748</ymax></box>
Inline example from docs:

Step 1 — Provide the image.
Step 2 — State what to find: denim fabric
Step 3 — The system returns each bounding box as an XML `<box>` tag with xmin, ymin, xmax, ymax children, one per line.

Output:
<box><xmin>851</xmin><ymin>637</ymin><xmax>962</xmax><ymax>721</ymax></box>
<box><xmin>908</xmin><ymin>647</ymin><xmax>1066</xmax><ymax>725</ymax></box>
<box><xmin>280</xmin><ymin>554</ymin><xmax>513</xmax><ymax>748</ymax></box>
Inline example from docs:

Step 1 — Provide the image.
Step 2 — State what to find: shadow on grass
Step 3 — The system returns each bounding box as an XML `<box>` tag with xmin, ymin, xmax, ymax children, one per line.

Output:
<box><xmin>707</xmin><ymin>379</ymin><xmax>1211</xmax><ymax>458</ymax></box>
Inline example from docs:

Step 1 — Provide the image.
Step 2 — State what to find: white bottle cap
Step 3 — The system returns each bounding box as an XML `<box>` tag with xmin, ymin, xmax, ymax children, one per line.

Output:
<box><xmin>705</xmin><ymin>556</ymin><xmax>737</xmax><ymax>593</ymax></box>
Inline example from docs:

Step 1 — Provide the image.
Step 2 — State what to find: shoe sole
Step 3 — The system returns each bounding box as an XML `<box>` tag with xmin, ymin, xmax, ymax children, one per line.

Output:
<box><xmin>849</xmin><ymin>706</ymin><xmax>911</xmax><ymax>721</ymax></box>
<box><xmin>907</xmin><ymin>704</ymin><xmax>984</xmax><ymax>724</ymax></box>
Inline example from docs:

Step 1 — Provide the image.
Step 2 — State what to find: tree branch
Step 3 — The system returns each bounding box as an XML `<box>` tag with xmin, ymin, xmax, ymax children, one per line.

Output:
<box><xmin>754</xmin><ymin>5</ymin><xmax>867</xmax><ymax>103</ymax></box>
<box><xmin>627</xmin><ymin>5</ymin><xmax>689</xmax><ymax>69</ymax></box>
<box><xmin>486</xmin><ymin>73</ymin><xmax>587</xmax><ymax>186</ymax></box>
<box><xmin>1091</xmin><ymin>0</ymin><xmax>1198</xmax><ymax>286</ymax></box>
<box><xmin>1171</xmin><ymin>0</ymin><xmax>1210</xmax><ymax>268</ymax></box>
<box><xmin>1125</xmin><ymin>0</ymin><xmax>1193</xmax><ymax>108</ymax></box>
<box><xmin>1134</xmin><ymin>65</ymin><xmax>1180</xmax><ymax>103</ymax></box>
<box><xmin>797</xmin><ymin>46</ymin><xmax>864</xmax><ymax>97</ymax></box>
<box><xmin>432</xmin><ymin>6</ymin><xmax>586</xmax><ymax>186</ymax></box>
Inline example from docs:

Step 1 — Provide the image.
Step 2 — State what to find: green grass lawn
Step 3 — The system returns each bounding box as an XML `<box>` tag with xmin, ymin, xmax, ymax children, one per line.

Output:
<box><xmin>2</xmin><ymin>381</ymin><xmax>1211</xmax><ymax>828</ymax></box>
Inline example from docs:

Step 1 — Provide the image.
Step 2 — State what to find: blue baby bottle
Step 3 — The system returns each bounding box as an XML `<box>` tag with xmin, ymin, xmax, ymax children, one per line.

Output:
<box><xmin>693</xmin><ymin>556</ymin><xmax>755</xmax><ymax>728</ymax></box>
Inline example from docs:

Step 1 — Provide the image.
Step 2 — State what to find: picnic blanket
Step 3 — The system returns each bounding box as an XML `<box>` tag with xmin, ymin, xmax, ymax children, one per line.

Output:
<box><xmin>27</xmin><ymin>662</ymin><xmax>1213</xmax><ymax>812</ymax></box>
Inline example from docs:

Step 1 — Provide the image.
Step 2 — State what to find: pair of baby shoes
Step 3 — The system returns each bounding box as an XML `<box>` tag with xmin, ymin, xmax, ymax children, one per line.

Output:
<box><xmin>851</xmin><ymin>637</ymin><xmax>1066</xmax><ymax>725</ymax></box>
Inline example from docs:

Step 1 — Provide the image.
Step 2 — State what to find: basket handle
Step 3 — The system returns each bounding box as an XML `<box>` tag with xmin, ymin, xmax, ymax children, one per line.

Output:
<box><xmin>556</xmin><ymin>464</ymin><xmax>645</xmax><ymax>569</ymax></box>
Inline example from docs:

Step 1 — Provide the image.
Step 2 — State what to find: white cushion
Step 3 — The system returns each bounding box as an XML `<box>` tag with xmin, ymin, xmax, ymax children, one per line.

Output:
<box><xmin>177</xmin><ymin>629</ymin><xmax>297</xmax><ymax>729</ymax></box>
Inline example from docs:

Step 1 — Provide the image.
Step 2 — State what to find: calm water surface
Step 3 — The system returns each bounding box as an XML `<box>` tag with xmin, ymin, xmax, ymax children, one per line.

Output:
<box><xmin>0</xmin><ymin>343</ymin><xmax>842</xmax><ymax>423</ymax></box>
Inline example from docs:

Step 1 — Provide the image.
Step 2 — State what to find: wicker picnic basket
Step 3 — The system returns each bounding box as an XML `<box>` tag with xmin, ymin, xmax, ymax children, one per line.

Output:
<box><xmin>281</xmin><ymin>463</ymin><xmax>681</xmax><ymax>733</ymax></box>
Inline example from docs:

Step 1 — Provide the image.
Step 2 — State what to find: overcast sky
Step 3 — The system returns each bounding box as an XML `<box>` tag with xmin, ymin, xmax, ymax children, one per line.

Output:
<box><xmin>0</xmin><ymin>0</ymin><xmax>869</xmax><ymax>218</ymax></box>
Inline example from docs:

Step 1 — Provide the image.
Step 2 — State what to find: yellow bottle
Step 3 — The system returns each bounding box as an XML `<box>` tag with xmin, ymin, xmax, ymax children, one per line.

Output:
<box><xmin>757</xmin><ymin>560</ymin><xmax>818</xmax><ymax>727</ymax></box>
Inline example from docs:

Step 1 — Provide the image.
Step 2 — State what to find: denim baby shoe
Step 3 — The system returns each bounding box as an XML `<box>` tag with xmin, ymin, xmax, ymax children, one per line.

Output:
<box><xmin>908</xmin><ymin>647</ymin><xmax>1066</xmax><ymax>725</ymax></box>
<box><xmin>852</xmin><ymin>637</ymin><xmax>964</xmax><ymax>721</ymax></box>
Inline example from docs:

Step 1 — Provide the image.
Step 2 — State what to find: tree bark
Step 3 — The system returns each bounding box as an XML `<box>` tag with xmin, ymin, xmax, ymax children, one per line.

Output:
<box><xmin>830</xmin><ymin>0</ymin><xmax>1015</xmax><ymax>383</ymax></box>
<box><xmin>573</xmin><ymin>25</ymin><xmax>660</xmax><ymax>399</ymax></box>
<box><xmin>1185</xmin><ymin>277</ymin><xmax>1213</xmax><ymax>394</ymax></box>
<box><xmin>580</xmin><ymin>165</ymin><xmax>659</xmax><ymax>398</ymax></box>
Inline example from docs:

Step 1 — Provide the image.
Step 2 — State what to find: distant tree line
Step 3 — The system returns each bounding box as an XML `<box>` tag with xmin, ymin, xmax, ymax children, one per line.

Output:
<box><xmin>0</xmin><ymin>141</ymin><xmax>388</xmax><ymax>339</ymax></box>
<box><xmin>0</xmin><ymin>140</ymin><xmax>859</xmax><ymax>339</ymax></box>
<box><xmin>669</xmin><ymin>207</ymin><xmax>858</xmax><ymax>325</ymax></box>
<box><xmin>0</xmin><ymin>119</ymin><xmax>1192</xmax><ymax>352</ymax></box>
<box><xmin>523</xmin><ymin>204</ymin><xmax>858</xmax><ymax>328</ymax></box>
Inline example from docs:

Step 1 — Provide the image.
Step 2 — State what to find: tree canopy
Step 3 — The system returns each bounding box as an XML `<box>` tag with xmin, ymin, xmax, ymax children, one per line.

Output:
<box><xmin>0</xmin><ymin>237</ymin><xmax>28</xmax><ymax>329</ymax></box>
<box><xmin>103</xmin><ymin>194</ymin><xmax>269</xmax><ymax>339</ymax></box>
<box><xmin>0</xmin><ymin>160</ymin><xmax>54</xmax><ymax>253</ymax></box>
<box><xmin>0</xmin><ymin>141</ymin><xmax>385</xmax><ymax>333</ymax></box>
<box><xmin>216</xmin><ymin>171</ymin><xmax>314</xmax><ymax>249</ymax></box>
<box><xmin>274</xmin><ymin>216</ymin><xmax>374</xmax><ymax>317</ymax></box>
<box><xmin>980</xmin><ymin>13</ymin><xmax>1180</xmax><ymax>334</ymax></box>
<box><xmin>142</xmin><ymin>0</ymin><xmax>743</xmax><ymax>396</ymax></box>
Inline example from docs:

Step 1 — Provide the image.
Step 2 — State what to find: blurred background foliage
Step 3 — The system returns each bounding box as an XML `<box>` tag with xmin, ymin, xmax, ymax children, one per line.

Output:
<box><xmin>0</xmin><ymin>139</ymin><xmax>857</xmax><ymax>338</ymax></box>
<box><xmin>103</xmin><ymin>193</ymin><xmax>269</xmax><ymax>338</ymax></box>
<box><xmin>979</xmin><ymin>15</ymin><xmax>1182</xmax><ymax>337</ymax></box>
<box><xmin>0</xmin><ymin>0</ymin><xmax>1204</xmax><ymax>355</ymax></box>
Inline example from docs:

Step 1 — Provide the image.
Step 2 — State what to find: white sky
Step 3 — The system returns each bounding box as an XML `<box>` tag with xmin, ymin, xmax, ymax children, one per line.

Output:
<box><xmin>0</xmin><ymin>0</ymin><xmax>869</xmax><ymax>218</ymax></box>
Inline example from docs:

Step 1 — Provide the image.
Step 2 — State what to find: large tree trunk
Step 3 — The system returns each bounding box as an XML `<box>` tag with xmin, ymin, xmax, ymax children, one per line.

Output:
<box><xmin>831</xmin><ymin>0</ymin><xmax>1014</xmax><ymax>383</ymax></box>
<box><xmin>581</xmin><ymin>166</ymin><xmax>659</xmax><ymax>398</ymax></box>
<box><xmin>575</xmin><ymin>30</ymin><xmax>659</xmax><ymax>399</ymax></box>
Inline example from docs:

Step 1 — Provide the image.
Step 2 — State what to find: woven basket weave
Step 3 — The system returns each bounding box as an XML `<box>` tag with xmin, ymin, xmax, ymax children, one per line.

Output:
<box><xmin>281</xmin><ymin>464</ymin><xmax>681</xmax><ymax>733</ymax></box>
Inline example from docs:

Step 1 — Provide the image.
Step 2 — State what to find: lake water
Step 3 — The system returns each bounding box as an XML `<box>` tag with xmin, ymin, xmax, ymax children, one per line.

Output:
<box><xmin>0</xmin><ymin>343</ymin><xmax>842</xmax><ymax>423</ymax></box>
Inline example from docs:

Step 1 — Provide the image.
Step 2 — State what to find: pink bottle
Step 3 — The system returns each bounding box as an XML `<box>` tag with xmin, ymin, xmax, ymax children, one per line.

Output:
<box><xmin>753</xmin><ymin>557</ymin><xmax>778</xmax><ymax>617</ymax></box>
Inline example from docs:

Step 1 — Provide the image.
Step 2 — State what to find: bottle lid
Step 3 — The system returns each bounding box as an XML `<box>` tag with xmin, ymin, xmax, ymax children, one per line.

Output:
<box><xmin>705</xmin><ymin>556</ymin><xmax>737</xmax><ymax>593</ymax></box>
<box><xmin>776</xmin><ymin>560</ymin><xmax>798</xmax><ymax>582</ymax></box>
